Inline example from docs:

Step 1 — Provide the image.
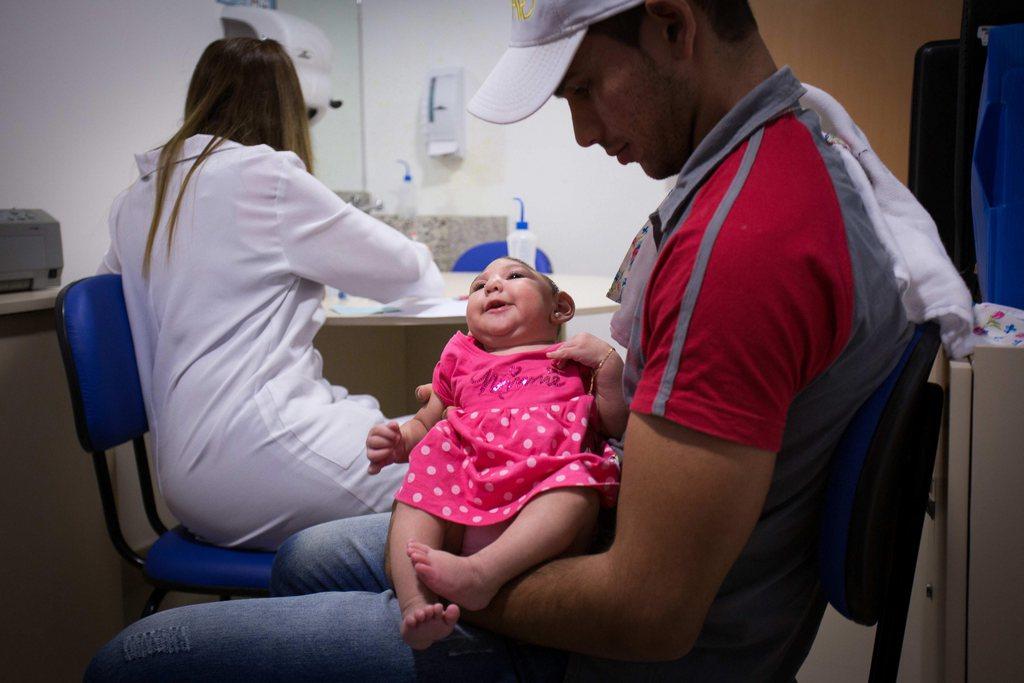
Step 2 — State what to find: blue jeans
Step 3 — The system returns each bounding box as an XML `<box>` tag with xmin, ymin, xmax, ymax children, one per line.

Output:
<box><xmin>84</xmin><ymin>513</ymin><xmax>568</xmax><ymax>681</ymax></box>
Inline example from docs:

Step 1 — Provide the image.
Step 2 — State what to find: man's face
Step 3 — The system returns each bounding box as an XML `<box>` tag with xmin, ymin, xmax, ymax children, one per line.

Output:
<box><xmin>555</xmin><ymin>26</ymin><xmax>694</xmax><ymax>180</ymax></box>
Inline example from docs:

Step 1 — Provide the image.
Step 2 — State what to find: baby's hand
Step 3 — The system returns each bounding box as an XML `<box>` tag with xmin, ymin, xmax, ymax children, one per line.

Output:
<box><xmin>547</xmin><ymin>333</ymin><xmax>618</xmax><ymax>369</ymax></box>
<box><xmin>366</xmin><ymin>421</ymin><xmax>408</xmax><ymax>474</ymax></box>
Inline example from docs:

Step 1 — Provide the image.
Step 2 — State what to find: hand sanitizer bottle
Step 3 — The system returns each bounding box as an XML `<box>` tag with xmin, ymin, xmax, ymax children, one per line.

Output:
<box><xmin>395</xmin><ymin>160</ymin><xmax>417</xmax><ymax>220</ymax></box>
<box><xmin>507</xmin><ymin>197</ymin><xmax>538</xmax><ymax>268</ymax></box>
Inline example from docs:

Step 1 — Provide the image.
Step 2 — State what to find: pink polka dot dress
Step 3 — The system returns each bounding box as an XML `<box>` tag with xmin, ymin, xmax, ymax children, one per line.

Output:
<box><xmin>395</xmin><ymin>332</ymin><xmax>620</xmax><ymax>527</ymax></box>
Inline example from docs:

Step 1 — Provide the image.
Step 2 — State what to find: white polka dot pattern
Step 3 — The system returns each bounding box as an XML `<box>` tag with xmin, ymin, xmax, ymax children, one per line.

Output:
<box><xmin>392</xmin><ymin>354</ymin><xmax>621</xmax><ymax>526</ymax></box>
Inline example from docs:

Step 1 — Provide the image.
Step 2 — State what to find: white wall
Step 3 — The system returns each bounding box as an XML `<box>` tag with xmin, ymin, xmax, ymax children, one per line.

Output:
<box><xmin>0</xmin><ymin>0</ymin><xmax>224</xmax><ymax>285</ymax></box>
<box><xmin>278</xmin><ymin>0</ymin><xmax>364</xmax><ymax>193</ymax></box>
<box><xmin>0</xmin><ymin>0</ymin><xmax>363</xmax><ymax>286</ymax></box>
<box><xmin>360</xmin><ymin>0</ymin><xmax>669</xmax><ymax>279</ymax></box>
<box><xmin>1</xmin><ymin>0</ymin><xmax>664</xmax><ymax>285</ymax></box>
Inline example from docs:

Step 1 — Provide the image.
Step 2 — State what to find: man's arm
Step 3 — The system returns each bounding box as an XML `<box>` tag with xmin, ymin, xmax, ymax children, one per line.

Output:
<box><xmin>462</xmin><ymin>411</ymin><xmax>776</xmax><ymax>661</ymax></box>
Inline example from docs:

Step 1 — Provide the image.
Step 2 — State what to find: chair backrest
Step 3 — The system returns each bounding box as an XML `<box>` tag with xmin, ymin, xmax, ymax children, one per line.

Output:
<box><xmin>819</xmin><ymin>323</ymin><xmax>942</xmax><ymax>621</ymax></box>
<box><xmin>451</xmin><ymin>240</ymin><xmax>553</xmax><ymax>274</ymax></box>
<box><xmin>55</xmin><ymin>274</ymin><xmax>148</xmax><ymax>453</ymax></box>
<box><xmin>818</xmin><ymin>323</ymin><xmax>943</xmax><ymax>681</ymax></box>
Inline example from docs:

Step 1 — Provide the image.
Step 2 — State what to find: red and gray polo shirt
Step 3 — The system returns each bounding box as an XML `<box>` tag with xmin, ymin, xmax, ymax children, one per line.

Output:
<box><xmin>570</xmin><ymin>68</ymin><xmax>912</xmax><ymax>681</ymax></box>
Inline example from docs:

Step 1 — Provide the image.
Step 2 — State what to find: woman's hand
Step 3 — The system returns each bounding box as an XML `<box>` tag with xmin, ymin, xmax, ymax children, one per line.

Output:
<box><xmin>366</xmin><ymin>421</ymin><xmax>409</xmax><ymax>474</ymax></box>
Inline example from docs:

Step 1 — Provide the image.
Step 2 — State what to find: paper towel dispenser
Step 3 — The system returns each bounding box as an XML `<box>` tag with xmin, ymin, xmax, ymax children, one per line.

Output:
<box><xmin>0</xmin><ymin>209</ymin><xmax>62</xmax><ymax>293</ymax></box>
<box><xmin>221</xmin><ymin>5</ymin><xmax>341</xmax><ymax>125</ymax></box>
<box><xmin>426</xmin><ymin>67</ymin><xmax>466</xmax><ymax>158</ymax></box>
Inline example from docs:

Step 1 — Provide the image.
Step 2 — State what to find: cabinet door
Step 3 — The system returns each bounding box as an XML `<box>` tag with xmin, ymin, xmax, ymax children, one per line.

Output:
<box><xmin>945</xmin><ymin>358</ymin><xmax>972</xmax><ymax>682</ymax></box>
<box><xmin>968</xmin><ymin>347</ymin><xmax>1024</xmax><ymax>680</ymax></box>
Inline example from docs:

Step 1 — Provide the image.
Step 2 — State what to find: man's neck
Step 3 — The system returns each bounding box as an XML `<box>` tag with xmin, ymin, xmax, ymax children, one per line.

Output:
<box><xmin>690</xmin><ymin>36</ymin><xmax>778</xmax><ymax>157</ymax></box>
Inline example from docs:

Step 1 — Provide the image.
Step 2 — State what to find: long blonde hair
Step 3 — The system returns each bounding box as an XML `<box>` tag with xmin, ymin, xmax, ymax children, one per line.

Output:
<box><xmin>144</xmin><ymin>37</ymin><xmax>314</xmax><ymax>275</ymax></box>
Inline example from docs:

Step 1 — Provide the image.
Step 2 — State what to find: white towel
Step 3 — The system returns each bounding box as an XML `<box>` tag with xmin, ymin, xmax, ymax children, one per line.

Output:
<box><xmin>801</xmin><ymin>84</ymin><xmax>975</xmax><ymax>358</ymax></box>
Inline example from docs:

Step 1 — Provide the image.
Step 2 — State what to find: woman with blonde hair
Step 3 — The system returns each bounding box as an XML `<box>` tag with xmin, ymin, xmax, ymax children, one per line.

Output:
<box><xmin>98</xmin><ymin>37</ymin><xmax>442</xmax><ymax>550</ymax></box>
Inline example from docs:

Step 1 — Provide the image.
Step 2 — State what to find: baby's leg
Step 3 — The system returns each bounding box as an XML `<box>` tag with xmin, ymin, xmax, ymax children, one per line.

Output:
<box><xmin>388</xmin><ymin>501</ymin><xmax>460</xmax><ymax>650</ymax></box>
<box><xmin>408</xmin><ymin>488</ymin><xmax>599</xmax><ymax>611</ymax></box>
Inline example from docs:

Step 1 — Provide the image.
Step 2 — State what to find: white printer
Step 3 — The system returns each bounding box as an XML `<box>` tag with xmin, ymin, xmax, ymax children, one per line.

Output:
<box><xmin>0</xmin><ymin>209</ymin><xmax>63</xmax><ymax>293</ymax></box>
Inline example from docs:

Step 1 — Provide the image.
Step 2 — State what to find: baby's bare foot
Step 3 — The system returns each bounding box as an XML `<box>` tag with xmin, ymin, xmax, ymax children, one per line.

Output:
<box><xmin>400</xmin><ymin>601</ymin><xmax>460</xmax><ymax>650</ymax></box>
<box><xmin>407</xmin><ymin>540</ymin><xmax>500</xmax><ymax>611</ymax></box>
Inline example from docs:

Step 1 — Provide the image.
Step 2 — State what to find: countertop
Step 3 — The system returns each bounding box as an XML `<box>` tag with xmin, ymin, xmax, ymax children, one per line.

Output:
<box><xmin>0</xmin><ymin>287</ymin><xmax>60</xmax><ymax>316</ymax></box>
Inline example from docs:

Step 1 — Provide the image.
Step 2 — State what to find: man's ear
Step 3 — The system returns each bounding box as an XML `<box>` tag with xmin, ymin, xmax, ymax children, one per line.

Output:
<box><xmin>643</xmin><ymin>0</ymin><xmax>697</xmax><ymax>61</ymax></box>
<box><xmin>551</xmin><ymin>291</ymin><xmax>576</xmax><ymax>325</ymax></box>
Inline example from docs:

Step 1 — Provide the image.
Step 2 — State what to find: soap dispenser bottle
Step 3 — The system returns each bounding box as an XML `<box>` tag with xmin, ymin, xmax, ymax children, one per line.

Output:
<box><xmin>507</xmin><ymin>196</ymin><xmax>538</xmax><ymax>268</ymax></box>
<box><xmin>395</xmin><ymin>160</ymin><xmax>417</xmax><ymax>220</ymax></box>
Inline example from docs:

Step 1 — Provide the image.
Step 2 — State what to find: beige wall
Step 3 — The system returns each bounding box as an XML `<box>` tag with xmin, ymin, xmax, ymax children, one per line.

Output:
<box><xmin>751</xmin><ymin>0</ymin><xmax>963</xmax><ymax>183</ymax></box>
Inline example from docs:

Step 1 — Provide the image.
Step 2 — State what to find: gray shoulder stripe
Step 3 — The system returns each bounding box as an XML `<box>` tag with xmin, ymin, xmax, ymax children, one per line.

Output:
<box><xmin>652</xmin><ymin>128</ymin><xmax>766</xmax><ymax>415</ymax></box>
<box><xmin>626</xmin><ymin>197</ymin><xmax>697</xmax><ymax>403</ymax></box>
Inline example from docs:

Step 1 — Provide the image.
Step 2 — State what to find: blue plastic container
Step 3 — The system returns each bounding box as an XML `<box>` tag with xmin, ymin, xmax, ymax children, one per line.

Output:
<box><xmin>972</xmin><ymin>24</ymin><xmax>1024</xmax><ymax>308</ymax></box>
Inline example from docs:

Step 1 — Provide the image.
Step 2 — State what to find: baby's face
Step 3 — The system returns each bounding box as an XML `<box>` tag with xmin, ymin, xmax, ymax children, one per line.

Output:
<box><xmin>467</xmin><ymin>259</ymin><xmax>558</xmax><ymax>349</ymax></box>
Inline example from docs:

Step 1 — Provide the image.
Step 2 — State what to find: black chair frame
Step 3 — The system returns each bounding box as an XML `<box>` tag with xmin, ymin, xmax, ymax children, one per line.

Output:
<box><xmin>841</xmin><ymin>324</ymin><xmax>944</xmax><ymax>682</ymax></box>
<box><xmin>55</xmin><ymin>286</ymin><xmax>269</xmax><ymax>618</ymax></box>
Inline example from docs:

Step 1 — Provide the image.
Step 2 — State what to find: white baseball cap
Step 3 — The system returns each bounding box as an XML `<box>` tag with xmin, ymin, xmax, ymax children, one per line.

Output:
<box><xmin>468</xmin><ymin>0</ymin><xmax>646</xmax><ymax>124</ymax></box>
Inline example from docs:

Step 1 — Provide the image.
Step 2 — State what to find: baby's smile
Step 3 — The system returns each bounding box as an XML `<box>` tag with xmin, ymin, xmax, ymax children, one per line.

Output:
<box><xmin>484</xmin><ymin>299</ymin><xmax>513</xmax><ymax>314</ymax></box>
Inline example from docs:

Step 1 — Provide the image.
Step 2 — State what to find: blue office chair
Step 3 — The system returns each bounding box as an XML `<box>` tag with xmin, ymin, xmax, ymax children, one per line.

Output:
<box><xmin>452</xmin><ymin>241</ymin><xmax>554</xmax><ymax>274</ymax></box>
<box><xmin>55</xmin><ymin>274</ymin><xmax>275</xmax><ymax>618</ymax></box>
<box><xmin>819</xmin><ymin>323</ymin><xmax>943</xmax><ymax>682</ymax></box>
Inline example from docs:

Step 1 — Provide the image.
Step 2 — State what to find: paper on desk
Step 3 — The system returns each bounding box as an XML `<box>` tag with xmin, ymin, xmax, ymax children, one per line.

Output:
<box><xmin>331</xmin><ymin>303</ymin><xmax>402</xmax><ymax>316</ymax></box>
<box><xmin>380</xmin><ymin>297</ymin><xmax>467</xmax><ymax>318</ymax></box>
<box><xmin>330</xmin><ymin>297</ymin><xmax>466</xmax><ymax>318</ymax></box>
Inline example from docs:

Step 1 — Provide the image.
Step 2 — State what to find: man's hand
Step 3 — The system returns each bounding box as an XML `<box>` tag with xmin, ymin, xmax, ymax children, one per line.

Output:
<box><xmin>548</xmin><ymin>333</ymin><xmax>627</xmax><ymax>436</ymax></box>
<box><xmin>366</xmin><ymin>421</ymin><xmax>409</xmax><ymax>474</ymax></box>
<box><xmin>547</xmin><ymin>332</ymin><xmax>618</xmax><ymax>369</ymax></box>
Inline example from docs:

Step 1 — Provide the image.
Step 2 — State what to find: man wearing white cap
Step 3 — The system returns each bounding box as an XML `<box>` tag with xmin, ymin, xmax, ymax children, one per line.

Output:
<box><xmin>87</xmin><ymin>2</ymin><xmax>910</xmax><ymax>680</ymax></box>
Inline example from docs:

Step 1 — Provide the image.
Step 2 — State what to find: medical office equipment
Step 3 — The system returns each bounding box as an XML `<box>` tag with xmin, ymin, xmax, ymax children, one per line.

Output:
<box><xmin>395</xmin><ymin>160</ymin><xmax>417</xmax><ymax>219</ymax></box>
<box><xmin>506</xmin><ymin>197</ymin><xmax>539</xmax><ymax>268</ymax></box>
<box><xmin>0</xmin><ymin>209</ymin><xmax>62</xmax><ymax>293</ymax></box>
<box><xmin>425</xmin><ymin>67</ymin><xmax>465</xmax><ymax>158</ymax></box>
<box><xmin>221</xmin><ymin>5</ymin><xmax>342</xmax><ymax>124</ymax></box>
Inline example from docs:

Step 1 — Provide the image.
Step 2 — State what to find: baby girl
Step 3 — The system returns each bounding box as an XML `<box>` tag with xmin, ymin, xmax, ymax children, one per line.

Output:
<box><xmin>366</xmin><ymin>257</ymin><xmax>627</xmax><ymax>650</ymax></box>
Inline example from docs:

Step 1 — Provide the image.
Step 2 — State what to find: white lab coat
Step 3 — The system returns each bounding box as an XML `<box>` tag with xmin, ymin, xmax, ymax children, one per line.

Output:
<box><xmin>100</xmin><ymin>134</ymin><xmax>442</xmax><ymax>549</ymax></box>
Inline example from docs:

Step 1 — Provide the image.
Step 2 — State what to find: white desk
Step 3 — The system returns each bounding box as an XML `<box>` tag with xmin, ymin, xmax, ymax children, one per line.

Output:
<box><xmin>324</xmin><ymin>272</ymin><xmax>618</xmax><ymax>326</ymax></box>
<box><xmin>315</xmin><ymin>273</ymin><xmax>618</xmax><ymax>415</ymax></box>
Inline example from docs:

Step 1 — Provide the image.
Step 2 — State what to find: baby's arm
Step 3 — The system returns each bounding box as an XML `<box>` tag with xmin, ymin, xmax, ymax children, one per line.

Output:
<box><xmin>547</xmin><ymin>333</ymin><xmax>628</xmax><ymax>438</ymax></box>
<box><xmin>366</xmin><ymin>391</ymin><xmax>447</xmax><ymax>474</ymax></box>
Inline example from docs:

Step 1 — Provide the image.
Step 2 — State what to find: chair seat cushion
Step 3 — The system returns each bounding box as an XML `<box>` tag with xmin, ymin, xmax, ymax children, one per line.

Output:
<box><xmin>144</xmin><ymin>527</ymin><xmax>275</xmax><ymax>592</ymax></box>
